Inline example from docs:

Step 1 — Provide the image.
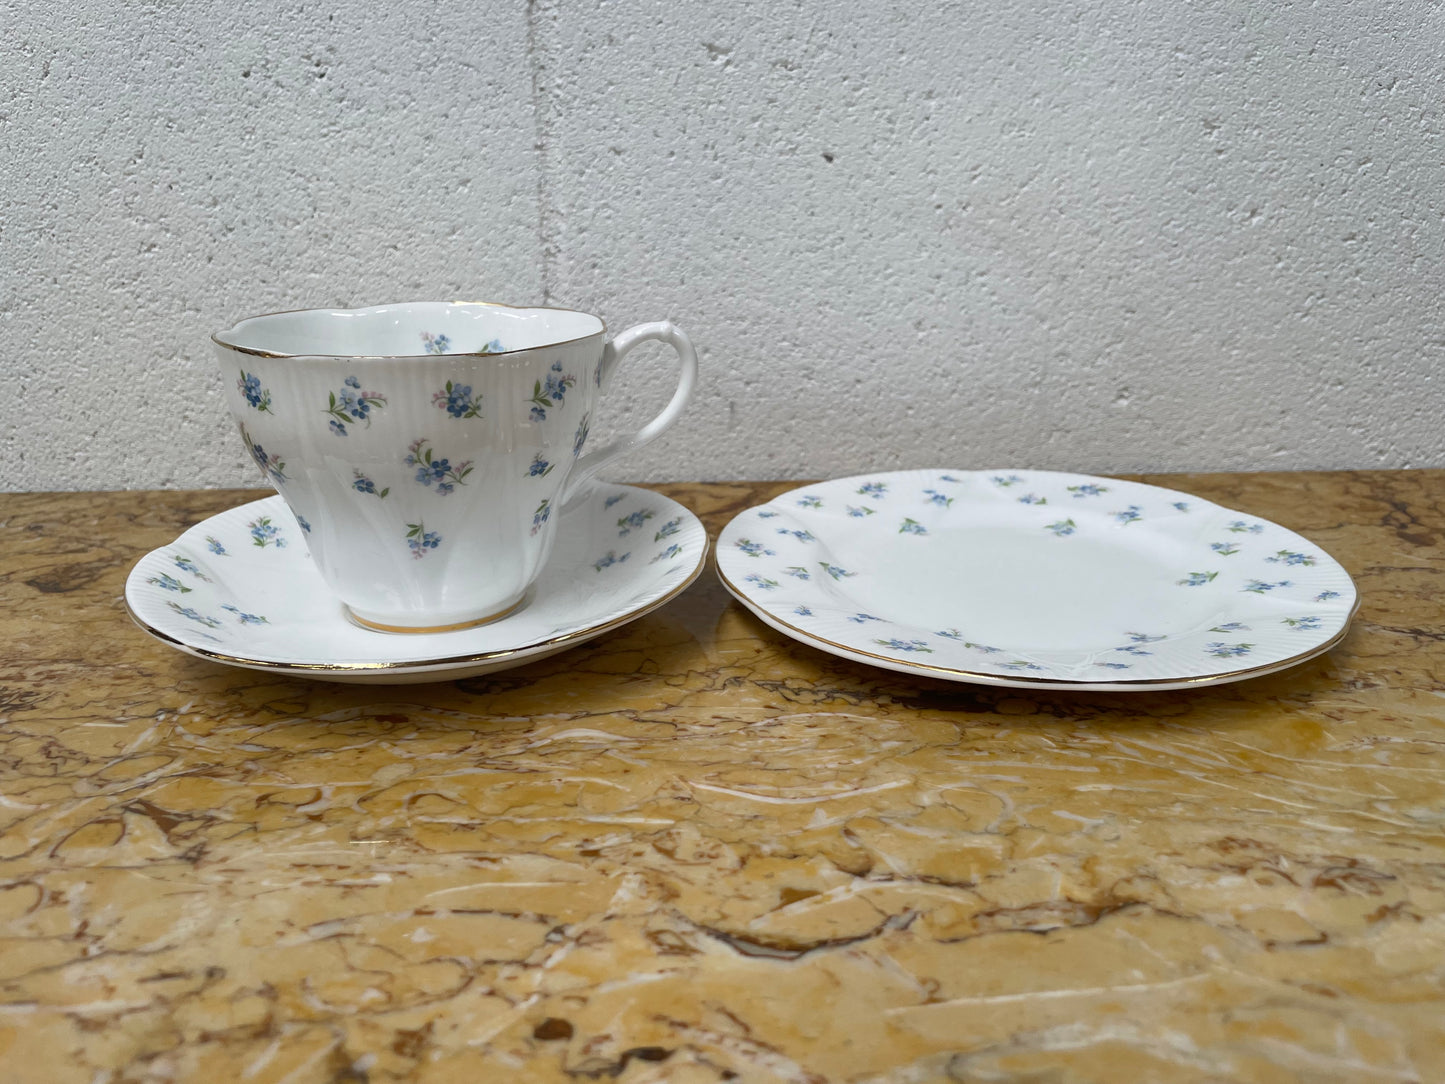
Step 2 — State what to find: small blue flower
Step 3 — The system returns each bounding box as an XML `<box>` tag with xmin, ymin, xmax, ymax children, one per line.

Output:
<box><xmin>745</xmin><ymin>574</ymin><xmax>780</xmax><ymax>590</ymax></box>
<box><xmin>846</xmin><ymin>505</ymin><xmax>876</xmax><ymax>517</ymax></box>
<box><xmin>249</xmin><ymin>517</ymin><xmax>286</xmax><ymax>548</ymax></box>
<box><xmin>848</xmin><ymin>613</ymin><xmax>881</xmax><ymax>623</ymax></box>
<box><xmin>167</xmin><ymin>602</ymin><xmax>222</xmax><ymax>628</ymax></box>
<box><xmin>618</xmin><ymin>510</ymin><xmax>655</xmax><ymax>537</ymax></box>
<box><xmin>1266</xmin><ymin>550</ymin><xmax>1317</xmax><ymax>567</ymax></box>
<box><xmin>296</xmin><ymin>515</ymin><xmax>311</xmax><ymax>533</ymax></box>
<box><xmin>991</xmin><ymin>475</ymin><xmax>1024</xmax><ymax>487</ymax></box>
<box><xmin>1227</xmin><ymin>520</ymin><xmax>1265</xmax><ymax>534</ymax></box>
<box><xmin>1068</xmin><ymin>484</ymin><xmax>1107</xmax><ymax>498</ymax></box>
<box><xmin>573</xmin><ymin>413</ymin><xmax>590</xmax><ymax>457</ymax></box>
<box><xmin>655</xmin><ymin>518</ymin><xmax>682</xmax><ymax>541</ymax></box>
<box><xmin>876</xmin><ymin>638</ymin><xmax>933</xmax><ymax>653</ymax></box>
<box><xmin>173</xmin><ymin>555</ymin><xmax>209</xmax><ymax>581</ymax></box>
<box><xmin>757</xmin><ymin>510</ymin><xmax>779</xmax><ymax>519</ymax></box>
<box><xmin>345</xmin><ymin>375</ymin><xmax>361</xmax><ymax>389</ymax></box>
<box><xmin>593</xmin><ymin>550</ymin><xmax>631</xmax><ymax>571</ymax></box>
<box><xmin>528</xmin><ymin>452</ymin><xmax>554</xmax><ymax>478</ymax></box>
<box><xmin>938</xmin><ymin>474</ymin><xmax>963</xmax><ymax>483</ymax></box>
<box><xmin>1211</xmin><ymin>542</ymin><xmax>1240</xmax><ymax>556</ymax></box>
<box><xmin>783</xmin><ymin>566</ymin><xmax>810</xmax><ymax>579</ymax></box>
<box><xmin>1046</xmin><ymin>519</ymin><xmax>1077</xmax><ymax>537</ymax></box>
<box><xmin>221</xmin><ymin>604</ymin><xmax>268</xmax><ymax>625</ymax></box>
<box><xmin>965</xmin><ymin>642</ymin><xmax>1002</xmax><ymax>653</ymax></box>
<box><xmin>650</xmin><ymin>543</ymin><xmax>682</xmax><ymax>563</ymax></box>
<box><xmin>793</xmin><ymin>606</ymin><xmax>813</xmax><ymax>616</ymax></box>
<box><xmin>1173</xmin><ymin>502</ymin><xmax>1190</xmax><ymax>512</ymax></box>
<box><xmin>797</xmin><ymin>495</ymin><xmax>824</xmax><ymax>509</ymax></box>
<box><xmin>857</xmin><ymin>482</ymin><xmax>887</xmax><ymax>499</ymax></box>
<box><xmin>923</xmin><ymin>489</ymin><xmax>953</xmax><ymax>507</ymax></box>
<box><xmin>1210</xmin><ymin>622</ymin><xmax>1250</xmax><ymax>632</ymax></box>
<box><xmin>421</xmin><ymin>332</ymin><xmax>452</xmax><ymax>354</ymax></box>
<box><xmin>330</xmin><ymin>419</ymin><xmax>347</xmax><ymax>437</ymax></box>
<box><xmin>736</xmin><ymin>539</ymin><xmax>776</xmax><ymax>558</ymax></box>
<box><xmin>147</xmin><ymin>573</ymin><xmax>190</xmax><ymax>594</ymax></box>
<box><xmin>999</xmin><ymin>660</ymin><xmax>1044</xmax><ymax>671</ymax></box>
<box><xmin>1314</xmin><ymin>590</ymin><xmax>1341</xmax><ymax>602</ymax></box>
<box><xmin>1096</xmin><ymin>662</ymin><xmax>1131</xmax><ymax>670</ymax></box>
<box><xmin>1205</xmin><ymin>642</ymin><xmax>1253</xmax><ymax>658</ymax></box>
<box><xmin>899</xmin><ymin>518</ymin><xmax>927</xmax><ymax>535</ymax></box>
<box><xmin>605</xmin><ymin>494</ymin><xmax>626</xmax><ymax>509</ymax></box>
<box><xmin>406</xmin><ymin>521</ymin><xmax>442</xmax><ymax>558</ymax></box>
<box><xmin>819</xmin><ymin>562</ymin><xmax>853</xmax><ymax>580</ymax></box>
<box><xmin>237</xmin><ymin>370</ymin><xmax>272</xmax><ymax>412</ymax></box>
<box><xmin>205</xmin><ymin>536</ymin><xmax>227</xmax><ymax>556</ymax></box>
<box><xmin>1283</xmin><ymin>616</ymin><xmax>1322</xmax><ymax>631</ymax></box>
<box><xmin>1177</xmin><ymin>571</ymin><xmax>1218</xmax><ymax>587</ymax></box>
<box><xmin>935</xmin><ymin>628</ymin><xmax>963</xmax><ymax>640</ymax></box>
<box><xmin>353</xmin><ymin>471</ymin><xmax>389</xmax><ymax>498</ymax></box>
<box><xmin>432</xmin><ymin>381</ymin><xmax>482</xmax><ymax>419</ymax></box>
<box><xmin>1243</xmin><ymin>579</ymin><xmax>1292</xmax><ymax>594</ymax></box>
<box><xmin>1018</xmin><ymin>494</ymin><xmax>1047</xmax><ymax>505</ymax></box>
<box><xmin>1112</xmin><ymin>505</ymin><xmax>1142</xmax><ymax>526</ymax></box>
<box><xmin>1114</xmin><ymin>644</ymin><xmax>1153</xmax><ymax>656</ymax></box>
<box><xmin>531</xmin><ymin>499</ymin><xmax>552</xmax><ymax>536</ymax></box>
<box><xmin>1126</xmin><ymin>632</ymin><xmax>1166</xmax><ymax>643</ymax></box>
<box><xmin>776</xmin><ymin>528</ymin><xmax>815</xmax><ymax>542</ymax></box>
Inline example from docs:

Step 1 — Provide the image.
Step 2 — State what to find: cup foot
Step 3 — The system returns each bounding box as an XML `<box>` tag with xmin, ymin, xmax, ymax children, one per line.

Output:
<box><xmin>344</xmin><ymin>594</ymin><xmax>529</xmax><ymax>635</ymax></box>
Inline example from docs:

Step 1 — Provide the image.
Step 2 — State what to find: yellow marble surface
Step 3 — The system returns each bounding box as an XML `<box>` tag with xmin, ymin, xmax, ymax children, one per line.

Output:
<box><xmin>1</xmin><ymin>472</ymin><xmax>1443</xmax><ymax>1083</ymax></box>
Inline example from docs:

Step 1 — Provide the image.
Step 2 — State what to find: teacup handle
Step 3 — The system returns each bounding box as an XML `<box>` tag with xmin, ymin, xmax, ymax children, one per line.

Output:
<box><xmin>562</xmin><ymin>321</ymin><xmax>698</xmax><ymax>506</ymax></box>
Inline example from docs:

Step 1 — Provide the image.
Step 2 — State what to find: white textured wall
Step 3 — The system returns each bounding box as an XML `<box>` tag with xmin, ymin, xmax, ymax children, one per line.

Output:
<box><xmin>4</xmin><ymin>0</ymin><xmax>1443</xmax><ymax>491</ymax></box>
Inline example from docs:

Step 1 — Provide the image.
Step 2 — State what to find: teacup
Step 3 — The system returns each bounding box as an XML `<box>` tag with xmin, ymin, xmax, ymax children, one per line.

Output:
<box><xmin>212</xmin><ymin>301</ymin><xmax>697</xmax><ymax>632</ymax></box>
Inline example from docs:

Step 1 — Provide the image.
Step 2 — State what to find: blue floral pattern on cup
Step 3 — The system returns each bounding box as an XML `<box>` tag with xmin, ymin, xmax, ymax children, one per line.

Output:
<box><xmin>407</xmin><ymin>438</ymin><xmax>472</xmax><ymax>494</ymax></box>
<box><xmin>528</xmin><ymin>452</ymin><xmax>555</xmax><ymax>479</ymax></box>
<box><xmin>325</xmin><ymin>376</ymin><xmax>387</xmax><ymax>436</ymax></box>
<box><xmin>531</xmin><ymin>499</ymin><xmax>552</xmax><ymax>537</ymax></box>
<box><xmin>527</xmin><ymin>362</ymin><xmax>576</xmax><ymax>421</ymax></box>
<box><xmin>240</xmin><ymin>424</ymin><xmax>287</xmax><ymax>484</ymax></box>
<box><xmin>237</xmin><ymin>370</ymin><xmax>273</xmax><ymax>413</ymax></box>
<box><xmin>421</xmin><ymin>331</ymin><xmax>452</xmax><ymax>354</ymax></box>
<box><xmin>593</xmin><ymin>550</ymin><xmax>630</xmax><ymax>571</ymax></box>
<box><xmin>353</xmin><ymin>471</ymin><xmax>389</xmax><ymax>498</ymax></box>
<box><xmin>432</xmin><ymin>381</ymin><xmax>483</xmax><ymax>419</ymax></box>
<box><xmin>406</xmin><ymin>521</ymin><xmax>441</xmax><ymax>558</ymax></box>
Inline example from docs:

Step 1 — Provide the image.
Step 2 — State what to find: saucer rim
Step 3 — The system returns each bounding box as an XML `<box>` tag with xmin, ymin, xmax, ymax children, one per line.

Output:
<box><xmin>124</xmin><ymin>487</ymin><xmax>709</xmax><ymax>675</ymax></box>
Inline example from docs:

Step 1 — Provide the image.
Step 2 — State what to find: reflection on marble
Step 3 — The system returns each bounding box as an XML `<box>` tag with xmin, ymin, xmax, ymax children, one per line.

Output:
<box><xmin>0</xmin><ymin>472</ymin><xmax>1442</xmax><ymax>1083</ymax></box>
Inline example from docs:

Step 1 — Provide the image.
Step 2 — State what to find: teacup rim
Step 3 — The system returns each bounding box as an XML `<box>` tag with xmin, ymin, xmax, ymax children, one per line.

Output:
<box><xmin>212</xmin><ymin>299</ymin><xmax>607</xmax><ymax>360</ymax></box>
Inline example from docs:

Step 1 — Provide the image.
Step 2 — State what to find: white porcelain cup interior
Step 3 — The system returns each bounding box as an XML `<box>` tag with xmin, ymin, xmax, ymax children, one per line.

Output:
<box><xmin>212</xmin><ymin>301</ymin><xmax>698</xmax><ymax>631</ymax></box>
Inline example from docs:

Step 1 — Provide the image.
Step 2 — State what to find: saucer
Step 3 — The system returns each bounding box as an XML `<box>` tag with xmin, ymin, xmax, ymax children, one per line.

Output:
<box><xmin>716</xmin><ymin>470</ymin><xmax>1358</xmax><ymax>690</ymax></box>
<box><xmin>125</xmin><ymin>483</ymin><xmax>707</xmax><ymax>683</ymax></box>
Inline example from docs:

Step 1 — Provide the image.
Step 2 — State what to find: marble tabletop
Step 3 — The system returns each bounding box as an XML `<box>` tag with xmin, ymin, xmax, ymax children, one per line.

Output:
<box><xmin>0</xmin><ymin>471</ymin><xmax>1442</xmax><ymax>1083</ymax></box>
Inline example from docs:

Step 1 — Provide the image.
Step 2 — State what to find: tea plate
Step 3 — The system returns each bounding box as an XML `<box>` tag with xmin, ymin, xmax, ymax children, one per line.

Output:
<box><xmin>716</xmin><ymin>470</ymin><xmax>1358</xmax><ymax>690</ymax></box>
<box><xmin>126</xmin><ymin>483</ymin><xmax>706</xmax><ymax>683</ymax></box>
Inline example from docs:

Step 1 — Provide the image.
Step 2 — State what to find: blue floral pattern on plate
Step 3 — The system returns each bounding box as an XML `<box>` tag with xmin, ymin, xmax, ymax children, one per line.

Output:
<box><xmin>715</xmin><ymin>468</ymin><xmax>1356</xmax><ymax>691</ymax></box>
